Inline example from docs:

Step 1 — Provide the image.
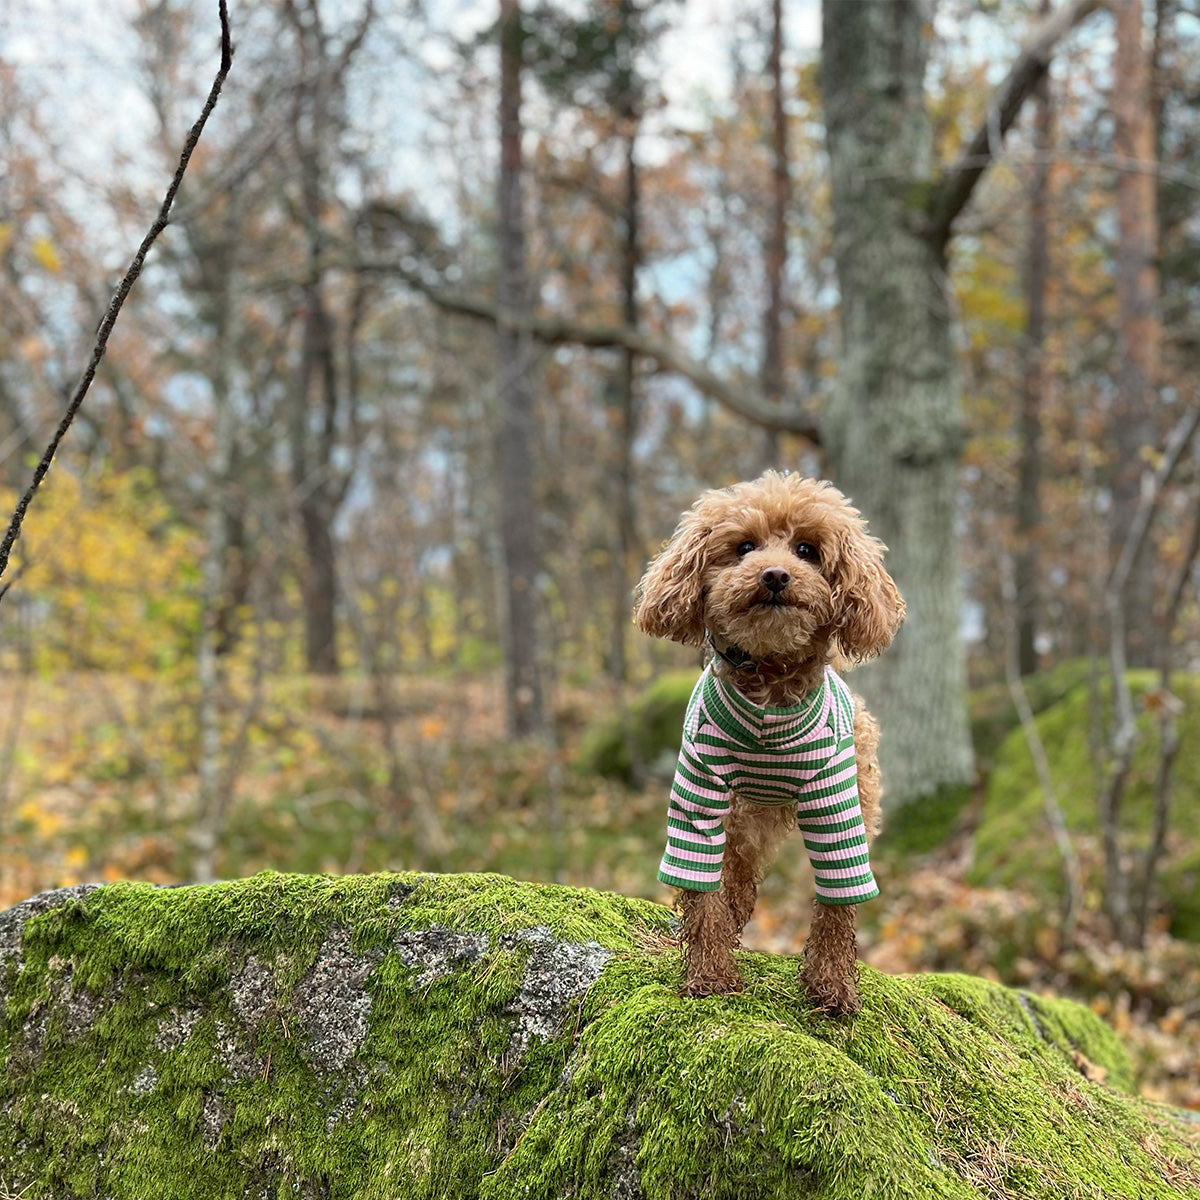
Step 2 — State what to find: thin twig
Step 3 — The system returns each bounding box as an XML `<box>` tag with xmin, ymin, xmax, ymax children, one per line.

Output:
<box><xmin>1133</xmin><ymin>461</ymin><xmax>1200</xmax><ymax>943</ymax></box>
<box><xmin>1099</xmin><ymin>402</ymin><xmax>1200</xmax><ymax>942</ymax></box>
<box><xmin>1000</xmin><ymin>553</ymin><xmax>1082</xmax><ymax>942</ymax></box>
<box><xmin>0</xmin><ymin>1</ymin><xmax>234</xmax><ymax>600</ymax></box>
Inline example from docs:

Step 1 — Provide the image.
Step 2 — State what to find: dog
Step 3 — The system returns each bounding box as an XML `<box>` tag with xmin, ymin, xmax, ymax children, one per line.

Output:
<box><xmin>634</xmin><ymin>472</ymin><xmax>904</xmax><ymax>1014</ymax></box>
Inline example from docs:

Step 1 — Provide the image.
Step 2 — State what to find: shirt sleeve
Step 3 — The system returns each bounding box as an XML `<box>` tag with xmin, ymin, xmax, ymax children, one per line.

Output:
<box><xmin>657</xmin><ymin>717</ymin><xmax>730</xmax><ymax>892</ymax></box>
<box><xmin>795</xmin><ymin>674</ymin><xmax>879</xmax><ymax>905</ymax></box>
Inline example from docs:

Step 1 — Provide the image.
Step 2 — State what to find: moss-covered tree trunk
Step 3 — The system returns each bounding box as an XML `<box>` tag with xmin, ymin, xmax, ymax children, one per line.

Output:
<box><xmin>820</xmin><ymin>0</ymin><xmax>974</xmax><ymax>808</ymax></box>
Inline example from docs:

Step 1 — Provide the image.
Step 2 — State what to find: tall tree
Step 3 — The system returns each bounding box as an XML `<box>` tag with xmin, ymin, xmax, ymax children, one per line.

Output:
<box><xmin>1016</xmin><ymin>0</ymin><xmax>1055</xmax><ymax>676</ymax></box>
<box><xmin>758</xmin><ymin>0</ymin><xmax>791</xmax><ymax>470</ymax></box>
<box><xmin>523</xmin><ymin>1</ymin><xmax>670</xmax><ymax>681</ymax></box>
<box><xmin>609</xmin><ymin>3</ymin><xmax>642</xmax><ymax>687</ymax></box>
<box><xmin>1111</xmin><ymin>0</ymin><xmax>1161</xmax><ymax>664</ymax></box>
<box><xmin>820</xmin><ymin>0</ymin><xmax>1100</xmax><ymax>806</ymax></box>
<box><xmin>497</xmin><ymin>0</ymin><xmax>547</xmax><ymax>737</ymax></box>
<box><xmin>281</xmin><ymin>0</ymin><xmax>375</xmax><ymax>676</ymax></box>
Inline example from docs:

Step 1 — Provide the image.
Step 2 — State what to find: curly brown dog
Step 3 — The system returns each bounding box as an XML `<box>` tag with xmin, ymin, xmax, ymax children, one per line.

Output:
<box><xmin>635</xmin><ymin>472</ymin><xmax>904</xmax><ymax>1015</ymax></box>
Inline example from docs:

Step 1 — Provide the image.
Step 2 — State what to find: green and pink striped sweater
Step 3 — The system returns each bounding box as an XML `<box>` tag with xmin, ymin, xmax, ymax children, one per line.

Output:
<box><xmin>657</xmin><ymin>665</ymin><xmax>879</xmax><ymax>905</ymax></box>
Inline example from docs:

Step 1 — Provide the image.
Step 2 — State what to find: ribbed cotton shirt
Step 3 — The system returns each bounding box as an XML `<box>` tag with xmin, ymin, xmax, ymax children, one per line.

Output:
<box><xmin>657</xmin><ymin>665</ymin><xmax>879</xmax><ymax>905</ymax></box>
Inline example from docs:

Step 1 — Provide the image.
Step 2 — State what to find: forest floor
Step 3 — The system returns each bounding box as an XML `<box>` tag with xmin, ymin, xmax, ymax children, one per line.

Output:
<box><xmin>0</xmin><ymin>667</ymin><xmax>1196</xmax><ymax>1110</ymax></box>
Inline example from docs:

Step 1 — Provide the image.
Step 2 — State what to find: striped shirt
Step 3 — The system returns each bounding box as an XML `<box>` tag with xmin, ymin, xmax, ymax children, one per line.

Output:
<box><xmin>657</xmin><ymin>666</ymin><xmax>879</xmax><ymax>905</ymax></box>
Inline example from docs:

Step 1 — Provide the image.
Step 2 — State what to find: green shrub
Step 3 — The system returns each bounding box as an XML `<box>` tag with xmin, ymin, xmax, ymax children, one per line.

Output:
<box><xmin>574</xmin><ymin>671</ymin><xmax>699</xmax><ymax>784</ymax></box>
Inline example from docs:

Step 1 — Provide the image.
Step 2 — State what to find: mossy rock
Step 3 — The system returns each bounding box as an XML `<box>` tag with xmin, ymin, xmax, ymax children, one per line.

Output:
<box><xmin>968</xmin><ymin>658</ymin><xmax>1096</xmax><ymax>771</ymax></box>
<box><xmin>971</xmin><ymin>672</ymin><xmax>1200</xmax><ymax>940</ymax></box>
<box><xmin>574</xmin><ymin>670</ymin><xmax>699</xmax><ymax>783</ymax></box>
<box><xmin>1</xmin><ymin>872</ymin><xmax>1198</xmax><ymax>1199</ymax></box>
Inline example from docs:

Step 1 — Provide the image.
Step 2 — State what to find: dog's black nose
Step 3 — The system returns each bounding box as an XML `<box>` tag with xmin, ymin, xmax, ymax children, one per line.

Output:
<box><xmin>760</xmin><ymin>567</ymin><xmax>790</xmax><ymax>593</ymax></box>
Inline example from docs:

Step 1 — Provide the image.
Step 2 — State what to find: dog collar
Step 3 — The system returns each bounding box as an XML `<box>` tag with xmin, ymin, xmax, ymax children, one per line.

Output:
<box><xmin>707</xmin><ymin>630</ymin><xmax>757</xmax><ymax>672</ymax></box>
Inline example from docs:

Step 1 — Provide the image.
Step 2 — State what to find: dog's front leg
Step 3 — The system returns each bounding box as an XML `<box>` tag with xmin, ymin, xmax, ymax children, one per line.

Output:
<box><xmin>800</xmin><ymin>900</ymin><xmax>861</xmax><ymax>1014</ymax></box>
<box><xmin>679</xmin><ymin>888</ymin><xmax>743</xmax><ymax>995</ymax></box>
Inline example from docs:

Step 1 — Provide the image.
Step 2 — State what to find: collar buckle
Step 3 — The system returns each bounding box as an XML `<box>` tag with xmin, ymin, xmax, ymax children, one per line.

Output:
<box><xmin>708</xmin><ymin>631</ymin><xmax>757</xmax><ymax>672</ymax></box>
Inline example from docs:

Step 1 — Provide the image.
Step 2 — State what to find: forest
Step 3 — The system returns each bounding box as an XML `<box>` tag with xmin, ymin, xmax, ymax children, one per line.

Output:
<box><xmin>0</xmin><ymin>0</ymin><xmax>1198</xmax><ymax>1109</ymax></box>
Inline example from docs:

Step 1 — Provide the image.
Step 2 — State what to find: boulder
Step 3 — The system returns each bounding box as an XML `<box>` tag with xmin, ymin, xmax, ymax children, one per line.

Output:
<box><xmin>1</xmin><ymin>871</ymin><xmax>1197</xmax><ymax>1199</ymax></box>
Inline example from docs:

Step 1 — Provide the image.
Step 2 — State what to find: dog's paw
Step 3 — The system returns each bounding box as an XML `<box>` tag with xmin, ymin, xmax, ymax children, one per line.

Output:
<box><xmin>799</xmin><ymin>963</ymin><xmax>861</xmax><ymax>1016</ymax></box>
<box><xmin>682</xmin><ymin>969</ymin><xmax>745</xmax><ymax>997</ymax></box>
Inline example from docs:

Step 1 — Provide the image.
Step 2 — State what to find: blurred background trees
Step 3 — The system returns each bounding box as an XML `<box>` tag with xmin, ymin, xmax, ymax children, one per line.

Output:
<box><xmin>2</xmin><ymin>0</ymin><xmax>1200</xmax><ymax>1104</ymax></box>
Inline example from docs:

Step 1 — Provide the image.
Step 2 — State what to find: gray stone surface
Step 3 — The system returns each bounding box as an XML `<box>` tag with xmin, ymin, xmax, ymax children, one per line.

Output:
<box><xmin>501</xmin><ymin>925</ymin><xmax>613</xmax><ymax>1056</ymax></box>
<box><xmin>0</xmin><ymin>884</ymin><xmax>99</xmax><ymax>972</ymax></box>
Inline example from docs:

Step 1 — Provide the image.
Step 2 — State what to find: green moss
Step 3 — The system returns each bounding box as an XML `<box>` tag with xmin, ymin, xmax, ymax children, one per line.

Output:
<box><xmin>489</xmin><ymin>958</ymin><xmax>1197</xmax><ymax>1199</ymax></box>
<box><xmin>968</xmin><ymin>658</ymin><xmax>1095</xmax><ymax>771</ymax></box>
<box><xmin>574</xmin><ymin>670</ymin><xmax>699</xmax><ymax>783</ymax></box>
<box><xmin>1167</xmin><ymin>843</ymin><xmax>1200</xmax><ymax>941</ymax></box>
<box><xmin>878</xmin><ymin>783</ymin><xmax>974</xmax><ymax>856</ymax></box>
<box><xmin>2</xmin><ymin>872</ymin><xmax>1199</xmax><ymax>1199</ymax></box>
<box><xmin>971</xmin><ymin>672</ymin><xmax>1200</xmax><ymax>940</ymax></box>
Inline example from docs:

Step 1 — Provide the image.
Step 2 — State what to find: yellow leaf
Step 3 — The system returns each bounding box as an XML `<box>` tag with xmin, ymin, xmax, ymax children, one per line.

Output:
<box><xmin>31</xmin><ymin>235</ymin><xmax>61</xmax><ymax>272</ymax></box>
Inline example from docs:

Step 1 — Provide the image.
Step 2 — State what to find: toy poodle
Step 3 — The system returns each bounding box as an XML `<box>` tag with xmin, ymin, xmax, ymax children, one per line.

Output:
<box><xmin>635</xmin><ymin>471</ymin><xmax>904</xmax><ymax>1015</ymax></box>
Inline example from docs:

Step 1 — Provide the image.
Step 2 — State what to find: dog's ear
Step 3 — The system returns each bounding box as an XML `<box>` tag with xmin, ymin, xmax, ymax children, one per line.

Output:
<box><xmin>830</xmin><ymin>522</ymin><xmax>905</xmax><ymax>663</ymax></box>
<box><xmin>634</xmin><ymin>510</ymin><xmax>711</xmax><ymax>646</ymax></box>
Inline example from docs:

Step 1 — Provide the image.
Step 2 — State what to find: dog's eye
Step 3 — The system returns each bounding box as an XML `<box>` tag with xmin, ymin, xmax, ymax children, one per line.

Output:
<box><xmin>795</xmin><ymin>542</ymin><xmax>820</xmax><ymax>564</ymax></box>
<box><xmin>736</xmin><ymin>540</ymin><xmax>756</xmax><ymax>557</ymax></box>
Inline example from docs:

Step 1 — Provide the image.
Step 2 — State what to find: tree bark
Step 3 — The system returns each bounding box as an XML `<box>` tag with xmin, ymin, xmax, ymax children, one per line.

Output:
<box><xmin>1111</xmin><ymin>0</ymin><xmax>1161</xmax><ymax>667</ymax></box>
<box><xmin>608</xmin><ymin>117</ymin><xmax>639</xmax><ymax>686</ymax></box>
<box><xmin>821</xmin><ymin>0</ymin><xmax>975</xmax><ymax>807</ymax></box>
<box><xmin>1016</xmin><ymin>4</ymin><xmax>1053</xmax><ymax>677</ymax></box>
<box><xmin>497</xmin><ymin>0</ymin><xmax>546</xmax><ymax>738</ymax></box>
<box><xmin>820</xmin><ymin>0</ymin><xmax>1101</xmax><ymax>805</ymax></box>
<box><xmin>280</xmin><ymin>0</ymin><xmax>374</xmax><ymax>677</ymax></box>
<box><xmin>759</xmin><ymin>0</ymin><xmax>790</xmax><ymax>470</ymax></box>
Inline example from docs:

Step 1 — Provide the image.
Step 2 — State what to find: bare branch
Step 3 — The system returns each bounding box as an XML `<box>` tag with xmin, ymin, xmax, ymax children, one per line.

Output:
<box><xmin>386</xmin><ymin>266</ymin><xmax>823</xmax><ymax>440</ymax></box>
<box><xmin>0</xmin><ymin>0</ymin><xmax>235</xmax><ymax>599</ymax></box>
<box><xmin>926</xmin><ymin>0</ymin><xmax>1105</xmax><ymax>245</ymax></box>
<box><xmin>1000</xmin><ymin>554</ymin><xmax>1082</xmax><ymax>942</ymax></box>
<box><xmin>1099</xmin><ymin>401</ymin><xmax>1200</xmax><ymax>941</ymax></box>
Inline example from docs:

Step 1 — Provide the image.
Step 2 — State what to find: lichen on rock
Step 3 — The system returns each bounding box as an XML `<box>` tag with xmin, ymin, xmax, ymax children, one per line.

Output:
<box><xmin>0</xmin><ymin>870</ymin><xmax>1197</xmax><ymax>1200</ymax></box>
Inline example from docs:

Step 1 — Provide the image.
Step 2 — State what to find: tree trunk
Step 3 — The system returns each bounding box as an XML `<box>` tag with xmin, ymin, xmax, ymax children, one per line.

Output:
<box><xmin>759</xmin><ymin>0</ymin><xmax>790</xmax><ymax>471</ymax></box>
<box><xmin>1111</xmin><ymin>0</ymin><xmax>1161</xmax><ymax>666</ymax></box>
<box><xmin>608</xmin><ymin>118</ymin><xmax>640</xmax><ymax>686</ymax></box>
<box><xmin>193</xmin><ymin>219</ymin><xmax>238</xmax><ymax>884</ymax></box>
<box><xmin>293</xmin><ymin>277</ymin><xmax>342</xmax><ymax>677</ymax></box>
<box><xmin>820</xmin><ymin>0</ymin><xmax>975</xmax><ymax>807</ymax></box>
<box><xmin>299</xmin><ymin>495</ymin><xmax>340</xmax><ymax>676</ymax></box>
<box><xmin>280</xmin><ymin>0</ymin><xmax>375</xmax><ymax>678</ymax></box>
<box><xmin>497</xmin><ymin>0</ymin><xmax>546</xmax><ymax>738</ymax></box>
<box><xmin>1016</xmin><ymin>7</ymin><xmax>1053</xmax><ymax>677</ymax></box>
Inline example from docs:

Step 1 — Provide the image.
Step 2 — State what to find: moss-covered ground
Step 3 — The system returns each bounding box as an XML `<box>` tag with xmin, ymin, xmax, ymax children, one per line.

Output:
<box><xmin>2</xmin><ymin>871</ymin><xmax>1198</xmax><ymax>1199</ymax></box>
<box><xmin>971</xmin><ymin>671</ymin><xmax>1200</xmax><ymax>941</ymax></box>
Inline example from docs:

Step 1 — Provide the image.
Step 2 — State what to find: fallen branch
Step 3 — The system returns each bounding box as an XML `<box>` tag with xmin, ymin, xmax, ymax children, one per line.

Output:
<box><xmin>0</xmin><ymin>0</ymin><xmax>234</xmax><ymax>601</ymax></box>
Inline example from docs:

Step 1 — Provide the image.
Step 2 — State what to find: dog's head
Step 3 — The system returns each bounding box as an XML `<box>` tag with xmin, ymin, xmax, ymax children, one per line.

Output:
<box><xmin>634</xmin><ymin>472</ymin><xmax>904</xmax><ymax>666</ymax></box>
